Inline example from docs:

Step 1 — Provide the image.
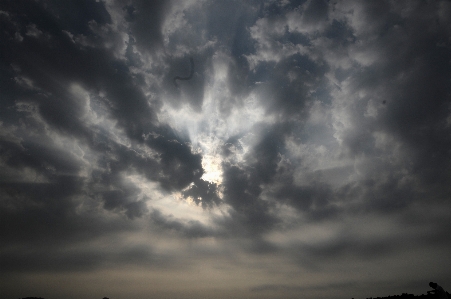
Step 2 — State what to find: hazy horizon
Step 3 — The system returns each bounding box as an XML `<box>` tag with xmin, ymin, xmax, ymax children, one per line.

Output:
<box><xmin>1</xmin><ymin>1</ymin><xmax>451</xmax><ymax>299</ymax></box>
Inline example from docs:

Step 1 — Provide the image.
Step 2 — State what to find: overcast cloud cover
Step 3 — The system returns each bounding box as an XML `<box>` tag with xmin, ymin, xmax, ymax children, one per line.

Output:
<box><xmin>1</xmin><ymin>1</ymin><xmax>451</xmax><ymax>299</ymax></box>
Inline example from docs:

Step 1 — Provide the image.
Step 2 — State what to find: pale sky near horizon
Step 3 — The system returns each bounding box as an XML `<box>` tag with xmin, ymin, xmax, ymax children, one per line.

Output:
<box><xmin>1</xmin><ymin>1</ymin><xmax>451</xmax><ymax>299</ymax></box>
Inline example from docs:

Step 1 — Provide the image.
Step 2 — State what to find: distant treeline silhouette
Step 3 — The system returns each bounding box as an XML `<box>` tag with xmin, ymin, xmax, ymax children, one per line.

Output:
<box><xmin>363</xmin><ymin>292</ymin><xmax>450</xmax><ymax>299</ymax></box>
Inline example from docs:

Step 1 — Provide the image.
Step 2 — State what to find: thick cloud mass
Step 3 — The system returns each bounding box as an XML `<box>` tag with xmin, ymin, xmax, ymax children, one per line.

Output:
<box><xmin>1</xmin><ymin>1</ymin><xmax>451</xmax><ymax>299</ymax></box>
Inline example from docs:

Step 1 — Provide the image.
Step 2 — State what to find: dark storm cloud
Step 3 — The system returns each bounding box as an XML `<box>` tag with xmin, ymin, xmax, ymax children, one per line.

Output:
<box><xmin>0</xmin><ymin>0</ymin><xmax>206</xmax><ymax>273</ymax></box>
<box><xmin>327</xmin><ymin>0</ymin><xmax>451</xmax><ymax>211</ymax></box>
<box><xmin>122</xmin><ymin>0</ymin><xmax>169</xmax><ymax>52</ymax></box>
<box><xmin>219</xmin><ymin>125</ymin><xmax>292</xmax><ymax>235</ymax></box>
<box><xmin>41</xmin><ymin>0</ymin><xmax>112</xmax><ymax>35</ymax></box>
<box><xmin>0</xmin><ymin>0</ymin><xmax>203</xmax><ymax>188</ymax></box>
<box><xmin>207</xmin><ymin>1</ymin><xmax>451</xmax><ymax>264</ymax></box>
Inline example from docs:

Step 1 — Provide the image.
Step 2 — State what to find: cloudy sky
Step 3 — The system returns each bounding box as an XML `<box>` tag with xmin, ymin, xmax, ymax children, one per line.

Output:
<box><xmin>1</xmin><ymin>1</ymin><xmax>451</xmax><ymax>299</ymax></box>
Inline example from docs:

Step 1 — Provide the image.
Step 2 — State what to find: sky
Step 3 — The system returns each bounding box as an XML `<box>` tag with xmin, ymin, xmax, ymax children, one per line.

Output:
<box><xmin>1</xmin><ymin>1</ymin><xmax>451</xmax><ymax>299</ymax></box>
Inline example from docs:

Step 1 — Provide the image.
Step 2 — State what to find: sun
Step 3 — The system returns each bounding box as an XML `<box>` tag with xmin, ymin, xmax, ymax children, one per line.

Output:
<box><xmin>200</xmin><ymin>152</ymin><xmax>223</xmax><ymax>185</ymax></box>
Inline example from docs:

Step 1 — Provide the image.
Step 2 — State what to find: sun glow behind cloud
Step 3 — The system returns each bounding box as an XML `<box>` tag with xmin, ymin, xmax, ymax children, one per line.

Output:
<box><xmin>159</xmin><ymin>54</ymin><xmax>275</xmax><ymax>190</ymax></box>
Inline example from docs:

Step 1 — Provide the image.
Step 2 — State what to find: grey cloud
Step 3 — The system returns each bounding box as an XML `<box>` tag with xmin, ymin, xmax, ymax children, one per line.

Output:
<box><xmin>0</xmin><ymin>246</ymin><xmax>105</xmax><ymax>273</ymax></box>
<box><xmin>220</xmin><ymin>122</ymin><xmax>336</xmax><ymax>230</ymax></box>
<box><xmin>41</xmin><ymin>0</ymin><xmax>111</xmax><ymax>35</ymax></box>
<box><xmin>296</xmin><ymin>235</ymin><xmax>396</xmax><ymax>262</ymax></box>
<box><xmin>0</xmin><ymin>136</ymin><xmax>80</xmax><ymax>178</ymax></box>
<box><xmin>145</xmin><ymin>131</ymin><xmax>203</xmax><ymax>191</ymax></box>
<box><xmin>160</xmin><ymin>1</ymin><xmax>258</xmax><ymax>113</ymax></box>
<box><xmin>305</xmin><ymin>0</ymin><xmax>328</xmax><ymax>19</ymax></box>
<box><xmin>0</xmin><ymin>1</ymin><xmax>209</xmax><ymax>275</ymax></box>
<box><xmin>2</xmin><ymin>0</ymin><xmax>204</xmax><ymax>192</ymax></box>
<box><xmin>214</xmin><ymin>0</ymin><xmax>450</xmax><ymax>244</ymax></box>
<box><xmin>181</xmin><ymin>178</ymin><xmax>221</xmax><ymax>208</ymax></box>
<box><xmin>0</xmin><ymin>242</ymin><xmax>161</xmax><ymax>273</ymax></box>
<box><xmin>248</xmin><ymin>44</ymin><xmax>329</xmax><ymax>119</ymax></box>
<box><xmin>0</xmin><ymin>178</ymin><xmax>83</xmax><ymax>245</ymax></box>
<box><xmin>251</xmin><ymin>283</ymin><xmax>307</xmax><ymax>292</ymax></box>
<box><xmin>251</xmin><ymin>280</ymin><xmax>358</xmax><ymax>293</ymax></box>
<box><xmin>150</xmin><ymin>209</ymin><xmax>216</xmax><ymax>239</ymax></box>
<box><xmin>221</xmin><ymin>164</ymin><xmax>276</xmax><ymax>234</ymax></box>
<box><xmin>101</xmin><ymin>188</ymin><xmax>148</xmax><ymax>220</ymax></box>
<box><xmin>332</xmin><ymin>1</ymin><xmax>451</xmax><ymax>206</ymax></box>
<box><xmin>271</xmin><ymin>179</ymin><xmax>336</xmax><ymax>217</ymax></box>
<box><xmin>122</xmin><ymin>0</ymin><xmax>169</xmax><ymax>53</ymax></box>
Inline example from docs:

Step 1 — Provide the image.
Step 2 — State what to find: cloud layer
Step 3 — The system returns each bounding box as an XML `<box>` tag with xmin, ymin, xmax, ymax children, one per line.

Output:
<box><xmin>1</xmin><ymin>1</ymin><xmax>451</xmax><ymax>299</ymax></box>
